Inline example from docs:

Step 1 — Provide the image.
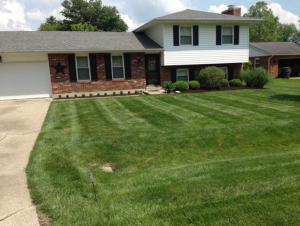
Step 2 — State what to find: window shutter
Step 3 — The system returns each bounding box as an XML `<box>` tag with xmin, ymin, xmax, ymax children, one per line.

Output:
<box><xmin>228</xmin><ymin>67</ymin><xmax>234</xmax><ymax>80</ymax></box>
<box><xmin>193</xmin><ymin>26</ymin><xmax>199</xmax><ymax>46</ymax></box>
<box><xmin>104</xmin><ymin>54</ymin><xmax>112</xmax><ymax>81</ymax></box>
<box><xmin>173</xmin><ymin>25</ymin><xmax>179</xmax><ymax>46</ymax></box>
<box><xmin>171</xmin><ymin>69</ymin><xmax>177</xmax><ymax>82</ymax></box>
<box><xmin>89</xmin><ymin>55</ymin><xmax>98</xmax><ymax>81</ymax></box>
<box><xmin>234</xmin><ymin>26</ymin><xmax>239</xmax><ymax>45</ymax></box>
<box><xmin>124</xmin><ymin>53</ymin><xmax>131</xmax><ymax>80</ymax></box>
<box><xmin>216</xmin><ymin>26</ymin><xmax>222</xmax><ymax>45</ymax></box>
<box><xmin>189</xmin><ymin>68</ymin><xmax>195</xmax><ymax>81</ymax></box>
<box><xmin>68</xmin><ymin>54</ymin><xmax>77</xmax><ymax>82</ymax></box>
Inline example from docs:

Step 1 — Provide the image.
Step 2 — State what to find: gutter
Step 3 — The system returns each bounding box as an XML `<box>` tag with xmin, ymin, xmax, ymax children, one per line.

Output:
<box><xmin>268</xmin><ymin>54</ymin><xmax>274</xmax><ymax>74</ymax></box>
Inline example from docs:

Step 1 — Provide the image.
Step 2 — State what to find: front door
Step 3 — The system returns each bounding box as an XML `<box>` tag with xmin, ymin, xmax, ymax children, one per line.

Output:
<box><xmin>146</xmin><ymin>54</ymin><xmax>160</xmax><ymax>85</ymax></box>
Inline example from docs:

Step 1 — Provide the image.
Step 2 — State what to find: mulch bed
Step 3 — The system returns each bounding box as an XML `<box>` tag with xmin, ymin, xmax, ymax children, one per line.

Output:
<box><xmin>179</xmin><ymin>86</ymin><xmax>265</xmax><ymax>94</ymax></box>
<box><xmin>55</xmin><ymin>93</ymin><xmax>146</xmax><ymax>100</ymax></box>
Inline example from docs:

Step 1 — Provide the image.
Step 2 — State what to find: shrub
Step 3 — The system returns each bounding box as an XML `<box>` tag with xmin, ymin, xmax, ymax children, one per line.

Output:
<box><xmin>229</xmin><ymin>79</ymin><xmax>242</xmax><ymax>86</ymax></box>
<box><xmin>221</xmin><ymin>79</ymin><xmax>229</xmax><ymax>87</ymax></box>
<box><xmin>163</xmin><ymin>81</ymin><xmax>175</xmax><ymax>93</ymax></box>
<box><xmin>75</xmin><ymin>94</ymin><xmax>77</xmax><ymax>98</ymax></box>
<box><xmin>174</xmin><ymin>81</ymin><xmax>189</xmax><ymax>91</ymax></box>
<box><xmin>97</xmin><ymin>93</ymin><xmax>100</xmax><ymax>96</ymax></box>
<box><xmin>89</xmin><ymin>93</ymin><xmax>93</xmax><ymax>97</ymax></box>
<box><xmin>128</xmin><ymin>91</ymin><xmax>131</xmax><ymax>94</ymax></box>
<box><xmin>188</xmin><ymin>80</ymin><xmax>200</xmax><ymax>90</ymax></box>
<box><xmin>104</xmin><ymin>93</ymin><xmax>107</xmax><ymax>96</ymax></box>
<box><xmin>242</xmin><ymin>68</ymin><xmax>272</xmax><ymax>88</ymax></box>
<box><xmin>58</xmin><ymin>94</ymin><xmax>61</xmax><ymax>99</ymax></box>
<box><xmin>198</xmin><ymin>66</ymin><xmax>225</xmax><ymax>89</ymax></box>
<box><xmin>66</xmin><ymin>95</ymin><xmax>69</xmax><ymax>98</ymax></box>
<box><xmin>82</xmin><ymin>94</ymin><xmax>85</xmax><ymax>97</ymax></box>
<box><xmin>135</xmin><ymin>90</ymin><xmax>138</xmax><ymax>94</ymax></box>
<box><xmin>120</xmin><ymin>91</ymin><xmax>123</xmax><ymax>95</ymax></box>
<box><xmin>113</xmin><ymin>92</ymin><xmax>116</xmax><ymax>95</ymax></box>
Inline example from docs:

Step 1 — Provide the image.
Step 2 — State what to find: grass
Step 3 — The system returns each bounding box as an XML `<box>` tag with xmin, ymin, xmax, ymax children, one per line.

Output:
<box><xmin>27</xmin><ymin>79</ymin><xmax>300</xmax><ymax>225</ymax></box>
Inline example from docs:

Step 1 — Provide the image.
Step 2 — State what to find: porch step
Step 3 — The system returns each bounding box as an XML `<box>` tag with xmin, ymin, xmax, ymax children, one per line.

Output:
<box><xmin>145</xmin><ymin>85</ymin><xmax>162</xmax><ymax>91</ymax></box>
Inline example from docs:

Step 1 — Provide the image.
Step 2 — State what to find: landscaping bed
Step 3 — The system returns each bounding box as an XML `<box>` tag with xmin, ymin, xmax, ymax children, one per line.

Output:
<box><xmin>179</xmin><ymin>85</ymin><xmax>265</xmax><ymax>94</ymax></box>
<box><xmin>55</xmin><ymin>93</ymin><xmax>146</xmax><ymax>100</ymax></box>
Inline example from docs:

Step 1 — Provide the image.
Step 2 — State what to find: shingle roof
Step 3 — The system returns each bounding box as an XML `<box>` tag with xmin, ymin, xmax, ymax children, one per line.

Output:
<box><xmin>250</xmin><ymin>42</ymin><xmax>300</xmax><ymax>55</ymax></box>
<box><xmin>156</xmin><ymin>9</ymin><xmax>263</xmax><ymax>21</ymax></box>
<box><xmin>0</xmin><ymin>31</ymin><xmax>163</xmax><ymax>52</ymax></box>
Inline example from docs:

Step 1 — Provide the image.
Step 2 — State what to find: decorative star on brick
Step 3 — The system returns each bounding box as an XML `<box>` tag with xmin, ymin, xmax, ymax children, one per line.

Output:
<box><xmin>52</xmin><ymin>61</ymin><xmax>66</xmax><ymax>75</ymax></box>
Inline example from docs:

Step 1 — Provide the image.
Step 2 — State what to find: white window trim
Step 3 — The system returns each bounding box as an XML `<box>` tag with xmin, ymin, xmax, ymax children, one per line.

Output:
<box><xmin>179</xmin><ymin>26</ymin><xmax>193</xmax><ymax>46</ymax></box>
<box><xmin>255</xmin><ymin>58</ymin><xmax>260</xmax><ymax>69</ymax></box>
<box><xmin>219</xmin><ymin>67</ymin><xmax>228</xmax><ymax>80</ymax></box>
<box><xmin>176</xmin><ymin>69</ymin><xmax>189</xmax><ymax>82</ymax></box>
<box><xmin>75</xmin><ymin>55</ymin><xmax>91</xmax><ymax>81</ymax></box>
<box><xmin>222</xmin><ymin>26</ymin><xmax>234</xmax><ymax>45</ymax></box>
<box><xmin>111</xmin><ymin>54</ymin><xmax>125</xmax><ymax>80</ymax></box>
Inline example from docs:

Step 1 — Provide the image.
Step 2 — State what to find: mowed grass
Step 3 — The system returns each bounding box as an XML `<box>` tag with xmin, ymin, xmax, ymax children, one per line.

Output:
<box><xmin>27</xmin><ymin>79</ymin><xmax>300</xmax><ymax>225</ymax></box>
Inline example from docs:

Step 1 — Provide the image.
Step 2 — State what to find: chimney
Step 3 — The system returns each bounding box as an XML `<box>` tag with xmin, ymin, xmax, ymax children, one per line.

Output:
<box><xmin>221</xmin><ymin>5</ymin><xmax>241</xmax><ymax>16</ymax></box>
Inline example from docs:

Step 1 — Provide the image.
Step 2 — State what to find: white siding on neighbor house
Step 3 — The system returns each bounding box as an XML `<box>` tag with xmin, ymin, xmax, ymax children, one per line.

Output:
<box><xmin>249</xmin><ymin>46</ymin><xmax>270</xmax><ymax>57</ymax></box>
<box><xmin>144</xmin><ymin>24</ymin><xmax>164</xmax><ymax>47</ymax></box>
<box><xmin>163</xmin><ymin>23</ymin><xmax>249</xmax><ymax>66</ymax></box>
<box><xmin>1</xmin><ymin>53</ymin><xmax>49</xmax><ymax>62</ymax></box>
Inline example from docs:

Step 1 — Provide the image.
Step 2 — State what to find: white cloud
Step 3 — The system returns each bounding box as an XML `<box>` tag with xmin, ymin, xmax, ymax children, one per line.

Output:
<box><xmin>102</xmin><ymin>0</ymin><xmax>126</xmax><ymax>11</ymax></box>
<box><xmin>120</xmin><ymin>14</ymin><xmax>142</xmax><ymax>31</ymax></box>
<box><xmin>26</xmin><ymin>6</ymin><xmax>64</xmax><ymax>22</ymax></box>
<box><xmin>268</xmin><ymin>3</ymin><xmax>299</xmax><ymax>28</ymax></box>
<box><xmin>0</xmin><ymin>0</ymin><xmax>31</xmax><ymax>31</ymax></box>
<box><xmin>209</xmin><ymin>4</ymin><xmax>247</xmax><ymax>16</ymax></box>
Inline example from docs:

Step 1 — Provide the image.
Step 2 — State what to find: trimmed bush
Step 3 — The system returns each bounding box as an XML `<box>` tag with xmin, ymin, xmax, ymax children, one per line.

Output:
<box><xmin>220</xmin><ymin>79</ymin><xmax>229</xmax><ymax>87</ymax></box>
<box><xmin>74</xmin><ymin>94</ymin><xmax>77</xmax><ymax>98</ymax></box>
<box><xmin>89</xmin><ymin>93</ymin><xmax>93</xmax><ymax>97</ymax></box>
<box><xmin>113</xmin><ymin>92</ymin><xmax>116</xmax><ymax>95</ymax></box>
<box><xmin>97</xmin><ymin>93</ymin><xmax>100</xmax><ymax>96</ymax></box>
<box><xmin>188</xmin><ymin>80</ymin><xmax>200</xmax><ymax>90</ymax></box>
<box><xmin>135</xmin><ymin>90</ymin><xmax>138</xmax><ymax>94</ymax></box>
<box><xmin>229</xmin><ymin>79</ymin><xmax>242</xmax><ymax>86</ymax></box>
<box><xmin>104</xmin><ymin>93</ymin><xmax>107</xmax><ymax>96</ymax></box>
<box><xmin>174</xmin><ymin>81</ymin><xmax>189</xmax><ymax>91</ymax></box>
<box><xmin>58</xmin><ymin>94</ymin><xmax>61</xmax><ymax>99</ymax></box>
<box><xmin>128</xmin><ymin>91</ymin><xmax>131</xmax><ymax>94</ymax></box>
<box><xmin>242</xmin><ymin>68</ymin><xmax>272</xmax><ymax>88</ymax></box>
<box><xmin>82</xmin><ymin>94</ymin><xmax>85</xmax><ymax>97</ymax></box>
<box><xmin>164</xmin><ymin>81</ymin><xmax>175</xmax><ymax>93</ymax></box>
<box><xmin>66</xmin><ymin>95</ymin><xmax>69</xmax><ymax>98</ymax></box>
<box><xmin>120</xmin><ymin>91</ymin><xmax>123</xmax><ymax>95</ymax></box>
<box><xmin>198</xmin><ymin>66</ymin><xmax>225</xmax><ymax>89</ymax></box>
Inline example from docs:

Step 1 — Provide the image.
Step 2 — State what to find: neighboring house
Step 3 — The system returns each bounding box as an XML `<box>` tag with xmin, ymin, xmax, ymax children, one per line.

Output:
<box><xmin>249</xmin><ymin>42</ymin><xmax>300</xmax><ymax>78</ymax></box>
<box><xmin>0</xmin><ymin>6</ymin><xmax>262</xmax><ymax>100</ymax></box>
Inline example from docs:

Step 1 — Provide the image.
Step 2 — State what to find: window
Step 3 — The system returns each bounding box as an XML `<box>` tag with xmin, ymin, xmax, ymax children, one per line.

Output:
<box><xmin>112</xmin><ymin>56</ymin><xmax>124</xmax><ymax>79</ymax></box>
<box><xmin>180</xmin><ymin>27</ymin><xmax>192</xmax><ymax>45</ymax></box>
<box><xmin>255</xmin><ymin>58</ymin><xmax>260</xmax><ymax>68</ymax></box>
<box><xmin>219</xmin><ymin>67</ymin><xmax>228</xmax><ymax>79</ymax></box>
<box><xmin>222</xmin><ymin>27</ymin><xmax>233</xmax><ymax>44</ymax></box>
<box><xmin>177</xmin><ymin>69</ymin><xmax>189</xmax><ymax>82</ymax></box>
<box><xmin>76</xmin><ymin>56</ymin><xmax>90</xmax><ymax>81</ymax></box>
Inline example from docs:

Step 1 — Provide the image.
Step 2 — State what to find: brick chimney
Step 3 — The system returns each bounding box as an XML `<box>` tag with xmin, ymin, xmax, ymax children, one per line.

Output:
<box><xmin>221</xmin><ymin>5</ymin><xmax>241</xmax><ymax>16</ymax></box>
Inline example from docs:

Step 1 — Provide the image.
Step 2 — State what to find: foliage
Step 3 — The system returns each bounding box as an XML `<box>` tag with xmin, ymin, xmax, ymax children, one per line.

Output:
<box><xmin>229</xmin><ymin>79</ymin><xmax>242</xmax><ymax>86</ymax></box>
<box><xmin>280</xmin><ymin>23</ymin><xmax>300</xmax><ymax>42</ymax></box>
<box><xmin>82</xmin><ymin>94</ymin><xmax>85</xmax><ymax>97</ymax></box>
<box><xmin>66</xmin><ymin>95</ymin><xmax>69</xmax><ymax>98</ymax></box>
<box><xmin>188</xmin><ymin>81</ymin><xmax>200</xmax><ymax>90</ymax></box>
<box><xmin>58</xmin><ymin>94</ymin><xmax>62</xmax><ymax>98</ymax></box>
<box><xmin>71</xmin><ymin>23</ymin><xmax>99</xmax><ymax>32</ymax></box>
<box><xmin>164</xmin><ymin>81</ymin><xmax>175</xmax><ymax>93</ymax></box>
<box><xmin>198</xmin><ymin>67</ymin><xmax>225</xmax><ymax>89</ymax></box>
<box><xmin>74</xmin><ymin>94</ymin><xmax>77</xmax><ymax>97</ymax></box>
<box><xmin>174</xmin><ymin>81</ymin><xmax>189</xmax><ymax>91</ymax></box>
<box><xmin>38</xmin><ymin>16</ymin><xmax>64</xmax><ymax>31</ymax></box>
<box><xmin>221</xmin><ymin>79</ymin><xmax>229</xmax><ymax>87</ymax></box>
<box><xmin>242</xmin><ymin>68</ymin><xmax>272</xmax><ymax>88</ymax></box>
<box><xmin>120</xmin><ymin>91</ymin><xmax>123</xmax><ymax>95</ymax></box>
<box><xmin>104</xmin><ymin>93</ymin><xmax>107</xmax><ymax>96</ymax></box>
<box><xmin>90</xmin><ymin>93</ymin><xmax>93</xmax><ymax>97</ymax></box>
<box><xmin>243</xmin><ymin>61</ymin><xmax>253</xmax><ymax>71</ymax></box>
<box><xmin>135</xmin><ymin>90</ymin><xmax>138</xmax><ymax>94</ymax></box>
<box><xmin>97</xmin><ymin>93</ymin><xmax>100</xmax><ymax>96</ymax></box>
<box><xmin>113</xmin><ymin>92</ymin><xmax>116</xmax><ymax>95</ymax></box>
<box><xmin>128</xmin><ymin>91</ymin><xmax>131</xmax><ymax>94</ymax></box>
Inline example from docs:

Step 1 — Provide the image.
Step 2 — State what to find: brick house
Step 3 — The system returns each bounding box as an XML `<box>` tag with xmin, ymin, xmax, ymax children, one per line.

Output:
<box><xmin>0</xmin><ymin>6</ymin><xmax>262</xmax><ymax>100</ymax></box>
<box><xmin>249</xmin><ymin>42</ymin><xmax>300</xmax><ymax>78</ymax></box>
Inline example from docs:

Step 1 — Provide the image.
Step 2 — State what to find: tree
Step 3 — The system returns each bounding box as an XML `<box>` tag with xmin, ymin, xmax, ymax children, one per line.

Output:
<box><xmin>244</xmin><ymin>1</ymin><xmax>281</xmax><ymax>42</ymax></box>
<box><xmin>279</xmin><ymin>23</ymin><xmax>300</xmax><ymax>42</ymax></box>
<box><xmin>71</xmin><ymin>22</ymin><xmax>99</xmax><ymax>31</ymax></box>
<box><xmin>38</xmin><ymin>16</ymin><xmax>64</xmax><ymax>31</ymax></box>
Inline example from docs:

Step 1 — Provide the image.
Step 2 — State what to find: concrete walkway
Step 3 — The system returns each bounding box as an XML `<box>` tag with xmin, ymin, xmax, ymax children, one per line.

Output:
<box><xmin>0</xmin><ymin>99</ymin><xmax>52</xmax><ymax>226</ymax></box>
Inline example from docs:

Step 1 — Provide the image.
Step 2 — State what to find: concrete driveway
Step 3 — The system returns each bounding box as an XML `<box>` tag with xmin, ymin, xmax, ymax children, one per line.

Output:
<box><xmin>0</xmin><ymin>99</ymin><xmax>51</xmax><ymax>226</ymax></box>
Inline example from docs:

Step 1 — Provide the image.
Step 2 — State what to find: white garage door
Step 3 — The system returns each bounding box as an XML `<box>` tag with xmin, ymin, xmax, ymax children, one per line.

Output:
<box><xmin>0</xmin><ymin>61</ymin><xmax>52</xmax><ymax>100</ymax></box>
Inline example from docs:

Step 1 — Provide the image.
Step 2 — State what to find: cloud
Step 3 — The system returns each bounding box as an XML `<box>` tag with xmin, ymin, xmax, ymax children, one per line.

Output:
<box><xmin>130</xmin><ymin>0</ymin><xmax>192</xmax><ymax>24</ymax></box>
<box><xmin>102</xmin><ymin>0</ymin><xmax>126</xmax><ymax>11</ymax></box>
<box><xmin>268</xmin><ymin>3</ymin><xmax>300</xmax><ymax>28</ymax></box>
<box><xmin>208</xmin><ymin>4</ymin><xmax>247</xmax><ymax>16</ymax></box>
<box><xmin>26</xmin><ymin>6</ymin><xmax>64</xmax><ymax>22</ymax></box>
<box><xmin>120</xmin><ymin>14</ymin><xmax>142</xmax><ymax>31</ymax></box>
<box><xmin>0</xmin><ymin>0</ymin><xmax>31</xmax><ymax>31</ymax></box>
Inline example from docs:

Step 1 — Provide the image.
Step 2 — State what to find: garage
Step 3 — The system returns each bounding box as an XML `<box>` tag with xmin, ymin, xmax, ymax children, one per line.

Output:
<box><xmin>0</xmin><ymin>53</ymin><xmax>52</xmax><ymax>100</ymax></box>
<box><xmin>278</xmin><ymin>58</ymin><xmax>300</xmax><ymax>77</ymax></box>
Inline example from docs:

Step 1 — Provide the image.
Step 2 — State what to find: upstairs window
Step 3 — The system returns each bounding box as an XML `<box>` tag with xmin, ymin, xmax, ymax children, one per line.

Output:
<box><xmin>222</xmin><ymin>27</ymin><xmax>233</xmax><ymax>44</ymax></box>
<box><xmin>76</xmin><ymin>56</ymin><xmax>90</xmax><ymax>81</ymax></box>
<box><xmin>180</xmin><ymin>27</ymin><xmax>192</xmax><ymax>45</ymax></box>
<box><xmin>112</xmin><ymin>56</ymin><xmax>124</xmax><ymax>79</ymax></box>
<box><xmin>255</xmin><ymin>58</ymin><xmax>260</xmax><ymax>68</ymax></box>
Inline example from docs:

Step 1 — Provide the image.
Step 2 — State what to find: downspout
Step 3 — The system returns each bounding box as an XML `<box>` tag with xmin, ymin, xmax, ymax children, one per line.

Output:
<box><xmin>268</xmin><ymin>55</ymin><xmax>274</xmax><ymax>74</ymax></box>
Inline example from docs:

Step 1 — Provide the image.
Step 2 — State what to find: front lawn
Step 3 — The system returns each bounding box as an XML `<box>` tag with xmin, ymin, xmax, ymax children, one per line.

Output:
<box><xmin>27</xmin><ymin>79</ymin><xmax>300</xmax><ymax>225</ymax></box>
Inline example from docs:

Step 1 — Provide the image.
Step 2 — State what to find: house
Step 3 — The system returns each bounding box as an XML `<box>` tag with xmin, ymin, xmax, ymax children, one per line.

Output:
<box><xmin>249</xmin><ymin>42</ymin><xmax>300</xmax><ymax>78</ymax></box>
<box><xmin>0</xmin><ymin>6</ymin><xmax>262</xmax><ymax>100</ymax></box>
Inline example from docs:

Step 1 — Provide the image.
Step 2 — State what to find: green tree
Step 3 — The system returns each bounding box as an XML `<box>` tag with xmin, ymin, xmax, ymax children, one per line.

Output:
<box><xmin>279</xmin><ymin>23</ymin><xmax>300</xmax><ymax>42</ymax></box>
<box><xmin>244</xmin><ymin>1</ymin><xmax>281</xmax><ymax>42</ymax></box>
<box><xmin>71</xmin><ymin>22</ymin><xmax>99</xmax><ymax>31</ymax></box>
<box><xmin>38</xmin><ymin>16</ymin><xmax>63</xmax><ymax>31</ymax></box>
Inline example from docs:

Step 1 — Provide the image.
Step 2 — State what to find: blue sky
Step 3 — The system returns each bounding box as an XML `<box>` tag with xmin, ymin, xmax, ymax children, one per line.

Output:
<box><xmin>0</xmin><ymin>0</ymin><xmax>299</xmax><ymax>31</ymax></box>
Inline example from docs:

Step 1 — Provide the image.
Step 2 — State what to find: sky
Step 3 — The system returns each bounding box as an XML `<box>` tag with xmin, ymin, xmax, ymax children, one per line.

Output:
<box><xmin>0</xmin><ymin>0</ymin><xmax>299</xmax><ymax>31</ymax></box>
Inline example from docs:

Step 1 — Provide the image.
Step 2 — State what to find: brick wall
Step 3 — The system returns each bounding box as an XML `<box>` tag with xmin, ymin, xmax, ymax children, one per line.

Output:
<box><xmin>49</xmin><ymin>53</ymin><xmax>146</xmax><ymax>94</ymax></box>
<box><xmin>160</xmin><ymin>63</ymin><xmax>243</xmax><ymax>85</ymax></box>
<box><xmin>249</xmin><ymin>55</ymin><xmax>300</xmax><ymax>78</ymax></box>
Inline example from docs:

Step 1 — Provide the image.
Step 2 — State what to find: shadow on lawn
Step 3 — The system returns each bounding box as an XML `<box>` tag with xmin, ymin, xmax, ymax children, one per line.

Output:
<box><xmin>270</xmin><ymin>94</ymin><xmax>300</xmax><ymax>102</ymax></box>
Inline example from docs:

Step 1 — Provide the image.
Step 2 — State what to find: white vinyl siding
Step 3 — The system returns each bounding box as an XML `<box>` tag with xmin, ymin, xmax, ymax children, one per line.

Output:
<box><xmin>249</xmin><ymin>46</ymin><xmax>270</xmax><ymax>57</ymax></box>
<box><xmin>144</xmin><ymin>24</ymin><xmax>164</xmax><ymax>47</ymax></box>
<box><xmin>163</xmin><ymin>23</ymin><xmax>249</xmax><ymax>66</ymax></box>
